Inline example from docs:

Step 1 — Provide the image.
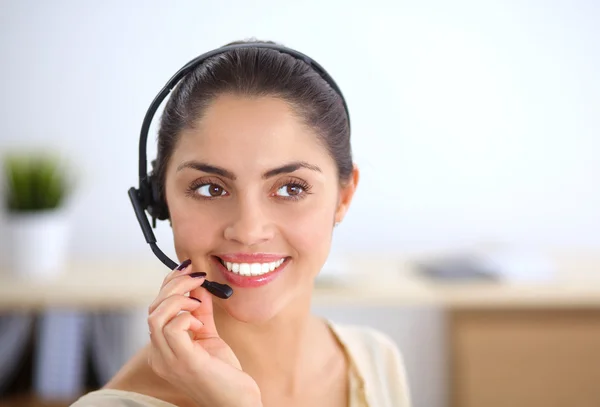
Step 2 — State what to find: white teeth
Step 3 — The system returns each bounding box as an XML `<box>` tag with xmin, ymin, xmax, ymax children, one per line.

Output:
<box><xmin>240</xmin><ymin>263</ymin><xmax>251</xmax><ymax>276</ymax></box>
<box><xmin>250</xmin><ymin>263</ymin><xmax>262</xmax><ymax>276</ymax></box>
<box><xmin>221</xmin><ymin>258</ymin><xmax>286</xmax><ymax>276</ymax></box>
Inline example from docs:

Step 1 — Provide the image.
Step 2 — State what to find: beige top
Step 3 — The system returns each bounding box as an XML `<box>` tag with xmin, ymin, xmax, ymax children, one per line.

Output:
<box><xmin>71</xmin><ymin>322</ymin><xmax>411</xmax><ymax>407</ymax></box>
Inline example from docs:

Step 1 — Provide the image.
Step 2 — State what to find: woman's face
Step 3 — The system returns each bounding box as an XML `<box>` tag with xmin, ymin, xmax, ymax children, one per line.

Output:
<box><xmin>164</xmin><ymin>93</ymin><xmax>358</xmax><ymax>323</ymax></box>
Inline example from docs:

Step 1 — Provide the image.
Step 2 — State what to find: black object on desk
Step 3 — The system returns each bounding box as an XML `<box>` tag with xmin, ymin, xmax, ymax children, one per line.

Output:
<box><xmin>415</xmin><ymin>256</ymin><xmax>500</xmax><ymax>282</ymax></box>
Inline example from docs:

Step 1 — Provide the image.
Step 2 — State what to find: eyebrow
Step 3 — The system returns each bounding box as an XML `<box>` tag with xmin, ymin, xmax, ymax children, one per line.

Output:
<box><xmin>177</xmin><ymin>161</ymin><xmax>236</xmax><ymax>179</ymax></box>
<box><xmin>262</xmin><ymin>161</ymin><xmax>322</xmax><ymax>179</ymax></box>
<box><xmin>176</xmin><ymin>160</ymin><xmax>321</xmax><ymax>180</ymax></box>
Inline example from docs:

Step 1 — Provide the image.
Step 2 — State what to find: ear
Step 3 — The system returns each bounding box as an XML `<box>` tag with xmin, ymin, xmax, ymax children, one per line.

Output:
<box><xmin>334</xmin><ymin>164</ymin><xmax>360</xmax><ymax>224</ymax></box>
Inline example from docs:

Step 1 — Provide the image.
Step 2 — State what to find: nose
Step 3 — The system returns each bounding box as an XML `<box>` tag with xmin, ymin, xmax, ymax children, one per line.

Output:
<box><xmin>223</xmin><ymin>197</ymin><xmax>275</xmax><ymax>247</ymax></box>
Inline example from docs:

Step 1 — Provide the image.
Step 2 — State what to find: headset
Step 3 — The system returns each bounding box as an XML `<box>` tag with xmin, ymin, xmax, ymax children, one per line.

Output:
<box><xmin>127</xmin><ymin>42</ymin><xmax>350</xmax><ymax>299</ymax></box>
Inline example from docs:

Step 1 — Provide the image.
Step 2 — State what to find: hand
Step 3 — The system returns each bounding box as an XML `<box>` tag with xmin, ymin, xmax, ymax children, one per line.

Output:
<box><xmin>147</xmin><ymin>260</ymin><xmax>262</xmax><ymax>407</ymax></box>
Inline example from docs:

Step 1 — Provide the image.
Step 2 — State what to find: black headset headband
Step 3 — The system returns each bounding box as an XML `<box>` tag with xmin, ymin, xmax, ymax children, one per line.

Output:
<box><xmin>127</xmin><ymin>43</ymin><xmax>350</xmax><ymax>297</ymax></box>
<box><xmin>138</xmin><ymin>43</ymin><xmax>350</xmax><ymax>187</ymax></box>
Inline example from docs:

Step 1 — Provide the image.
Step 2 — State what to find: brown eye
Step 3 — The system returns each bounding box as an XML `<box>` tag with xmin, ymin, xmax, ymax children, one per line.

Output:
<box><xmin>197</xmin><ymin>184</ymin><xmax>226</xmax><ymax>197</ymax></box>
<box><xmin>286</xmin><ymin>185</ymin><xmax>302</xmax><ymax>196</ymax></box>
<box><xmin>276</xmin><ymin>184</ymin><xmax>305</xmax><ymax>198</ymax></box>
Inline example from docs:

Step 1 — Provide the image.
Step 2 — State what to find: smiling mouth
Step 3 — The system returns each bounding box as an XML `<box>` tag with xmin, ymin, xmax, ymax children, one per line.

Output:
<box><xmin>214</xmin><ymin>256</ymin><xmax>289</xmax><ymax>277</ymax></box>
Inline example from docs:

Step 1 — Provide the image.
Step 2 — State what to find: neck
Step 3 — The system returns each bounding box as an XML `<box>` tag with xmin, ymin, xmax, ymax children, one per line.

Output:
<box><xmin>213</xmin><ymin>295</ymin><xmax>330</xmax><ymax>392</ymax></box>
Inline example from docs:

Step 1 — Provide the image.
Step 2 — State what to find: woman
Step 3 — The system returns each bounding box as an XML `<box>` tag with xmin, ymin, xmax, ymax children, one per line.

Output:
<box><xmin>73</xmin><ymin>39</ymin><xmax>411</xmax><ymax>407</ymax></box>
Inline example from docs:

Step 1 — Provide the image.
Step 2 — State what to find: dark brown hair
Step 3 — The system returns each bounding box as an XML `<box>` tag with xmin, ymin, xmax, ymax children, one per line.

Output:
<box><xmin>153</xmin><ymin>39</ymin><xmax>352</xmax><ymax>206</ymax></box>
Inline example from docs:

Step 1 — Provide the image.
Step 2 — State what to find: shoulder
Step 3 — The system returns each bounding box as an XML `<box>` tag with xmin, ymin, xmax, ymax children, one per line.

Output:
<box><xmin>330</xmin><ymin>322</ymin><xmax>405</xmax><ymax>372</ymax></box>
<box><xmin>70</xmin><ymin>389</ymin><xmax>177</xmax><ymax>407</ymax></box>
<box><xmin>329</xmin><ymin>321</ymin><xmax>412</xmax><ymax>407</ymax></box>
<box><xmin>331</xmin><ymin>323</ymin><xmax>399</xmax><ymax>356</ymax></box>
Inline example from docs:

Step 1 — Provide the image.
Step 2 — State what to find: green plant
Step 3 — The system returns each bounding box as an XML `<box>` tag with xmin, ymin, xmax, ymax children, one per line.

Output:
<box><xmin>2</xmin><ymin>152</ymin><xmax>72</xmax><ymax>212</ymax></box>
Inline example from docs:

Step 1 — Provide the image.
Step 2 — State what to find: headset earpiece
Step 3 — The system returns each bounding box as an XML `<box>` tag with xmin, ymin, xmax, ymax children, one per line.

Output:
<box><xmin>150</xmin><ymin>174</ymin><xmax>170</xmax><ymax>221</ymax></box>
<box><xmin>143</xmin><ymin>159</ymin><xmax>169</xmax><ymax>223</ymax></box>
<box><xmin>138</xmin><ymin>165</ymin><xmax>169</xmax><ymax>227</ymax></box>
<box><xmin>142</xmin><ymin>175</ymin><xmax>169</xmax><ymax>224</ymax></box>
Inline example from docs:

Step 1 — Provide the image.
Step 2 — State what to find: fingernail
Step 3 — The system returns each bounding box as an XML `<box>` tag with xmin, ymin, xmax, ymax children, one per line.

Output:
<box><xmin>190</xmin><ymin>296</ymin><xmax>202</xmax><ymax>303</ymax></box>
<box><xmin>189</xmin><ymin>272</ymin><xmax>207</xmax><ymax>278</ymax></box>
<box><xmin>176</xmin><ymin>259</ymin><xmax>192</xmax><ymax>271</ymax></box>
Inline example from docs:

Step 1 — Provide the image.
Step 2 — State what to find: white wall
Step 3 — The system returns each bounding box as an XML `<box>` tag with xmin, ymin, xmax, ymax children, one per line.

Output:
<box><xmin>1</xmin><ymin>0</ymin><xmax>599</xmax><ymax>263</ymax></box>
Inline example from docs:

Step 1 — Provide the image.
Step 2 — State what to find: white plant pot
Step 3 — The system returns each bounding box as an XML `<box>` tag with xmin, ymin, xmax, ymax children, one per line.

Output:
<box><xmin>6</xmin><ymin>209</ymin><xmax>70</xmax><ymax>280</ymax></box>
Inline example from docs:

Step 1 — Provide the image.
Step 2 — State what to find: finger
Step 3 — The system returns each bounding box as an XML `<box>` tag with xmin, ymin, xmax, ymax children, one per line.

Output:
<box><xmin>149</xmin><ymin>320</ymin><xmax>175</xmax><ymax>365</ymax></box>
<box><xmin>189</xmin><ymin>285</ymin><xmax>219</xmax><ymax>339</ymax></box>
<box><xmin>160</xmin><ymin>258</ymin><xmax>193</xmax><ymax>290</ymax></box>
<box><xmin>149</xmin><ymin>272</ymin><xmax>207</xmax><ymax>315</ymax></box>
<box><xmin>148</xmin><ymin>295</ymin><xmax>204</xmax><ymax>356</ymax></box>
<box><xmin>163</xmin><ymin>312</ymin><xmax>207</xmax><ymax>361</ymax></box>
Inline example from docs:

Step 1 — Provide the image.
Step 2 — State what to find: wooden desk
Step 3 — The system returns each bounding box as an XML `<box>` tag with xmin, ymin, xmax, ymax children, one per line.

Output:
<box><xmin>0</xmin><ymin>251</ymin><xmax>599</xmax><ymax>310</ymax></box>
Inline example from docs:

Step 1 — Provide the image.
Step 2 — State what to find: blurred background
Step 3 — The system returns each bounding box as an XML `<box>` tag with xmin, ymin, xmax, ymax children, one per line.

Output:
<box><xmin>0</xmin><ymin>1</ymin><xmax>599</xmax><ymax>406</ymax></box>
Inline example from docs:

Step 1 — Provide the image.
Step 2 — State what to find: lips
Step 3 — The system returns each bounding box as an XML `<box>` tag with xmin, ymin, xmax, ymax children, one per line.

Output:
<box><xmin>211</xmin><ymin>255</ymin><xmax>290</xmax><ymax>288</ymax></box>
